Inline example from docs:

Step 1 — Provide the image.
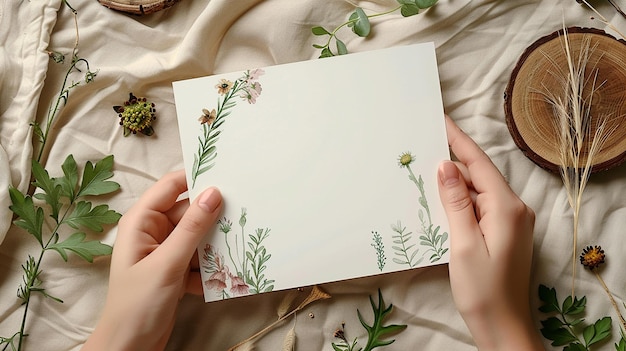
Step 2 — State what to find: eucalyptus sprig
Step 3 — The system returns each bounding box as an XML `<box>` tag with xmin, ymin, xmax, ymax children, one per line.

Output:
<box><xmin>332</xmin><ymin>289</ymin><xmax>407</xmax><ymax>351</ymax></box>
<box><xmin>538</xmin><ymin>284</ymin><xmax>613</xmax><ymax>350</ymax></box>
<box><xmin>312</xmin><ymin>0</ymin><xmax>438</xmax><ymax>58</ymax></box>
<box><xmin>1</xmin><ymin>155</ymin><xmax>120</xmax><ymax>351</ymax></box>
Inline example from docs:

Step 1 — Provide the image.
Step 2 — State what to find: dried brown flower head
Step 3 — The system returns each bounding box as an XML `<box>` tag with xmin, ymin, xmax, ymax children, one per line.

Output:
<box><xmin>580</xmin><ymin>245</ymin><xmax>605</xmax><ymax>270</ymax></box>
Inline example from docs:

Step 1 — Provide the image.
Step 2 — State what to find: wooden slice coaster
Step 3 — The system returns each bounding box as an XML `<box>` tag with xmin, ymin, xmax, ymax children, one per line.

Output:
<box><xmin>504</xmin><ymin>27</ymin><xmax>626</xmax><ymax>173</ymax></box>
<box><xmin>98</xmin><ymin>0</ymin><xmax>180</xmax><ymax>15</ymax></box>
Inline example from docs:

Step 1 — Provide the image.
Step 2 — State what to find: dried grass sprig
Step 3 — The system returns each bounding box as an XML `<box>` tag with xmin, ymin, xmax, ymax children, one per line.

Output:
<box><xmin>581</xmin><ymin>0</ymin><xmax>626</xmax><ymax>40</ymax></box>
<box><xmin>228</xmin><ymin>286</ymin><xmax>331</xmax><ymax>351</ymax></box>
<box><xmin>540</xmin><ymin>25</ymin><xmax>616</xmax><ymax>297</ymax></box>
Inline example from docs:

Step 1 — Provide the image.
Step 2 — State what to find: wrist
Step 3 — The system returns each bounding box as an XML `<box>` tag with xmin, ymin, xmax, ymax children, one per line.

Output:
<box><xmin>463</xmin><ymin>306</ymin><xmax>545</xmax><ymax>351</ymax></box>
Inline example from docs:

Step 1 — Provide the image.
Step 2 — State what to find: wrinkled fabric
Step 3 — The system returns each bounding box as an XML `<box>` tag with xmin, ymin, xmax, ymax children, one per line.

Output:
<box><xmin>1</xmin><ymin>0</ymin><xmax>625</xmax><ymax>350</ymax></box>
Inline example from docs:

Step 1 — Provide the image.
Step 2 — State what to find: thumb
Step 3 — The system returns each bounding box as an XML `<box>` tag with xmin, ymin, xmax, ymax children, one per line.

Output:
<box><xmin>437</xmin><ymin>161</ymin><xmax>482</xmax><ymax>246</ymax></box>
<box><xmin>159</xmin><ymin>187</ymin><xmax>223</xmax><ymax>269</ymax></box>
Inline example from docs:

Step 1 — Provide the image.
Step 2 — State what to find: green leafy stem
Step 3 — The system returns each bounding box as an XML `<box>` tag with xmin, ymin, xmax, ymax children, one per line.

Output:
<box><xmin>32</xmin><ymin>0</ymin><xmax>98</xmax><ymax>164</ymax></box>
<box><xmin>312</xmin><ymin>0</ymin><xmax>438</xmax><ymax>58</ymax></box>
<box><xmin>245</xmin><ymin>228</ymin><xmax>274</xmax><ymax>294</ymax></box>
<box><xmin>538</xmin><ymin>284</ymin><xmax>622</xmax><ymax>350</ymax></box>
<box><xmin>390</xmin><ymin>221</ymin><xmax>422</xmax><ymax>268</ymax></box>
<box><xmin>2</xmin><ymin>155</ymin><xmax>120</xmax><ymax>351</ymax></box>
<box><xmin>409</xmin><ymin>168</ymin><xmax>448</xmax><ymax>263</ymax></box>
<box><xmin>332</xmin><ymin>289</ymin><xmax>407</xmax><ymax>351</ymax></box>
<box><xmin>371</xmin><ymin>231</ymin><xmax>386</xmax><ymax>272</ymax></box>
<box><xmin>192</xmin><ymin>79</ymin><xmax>242</xmax><ymax>187</ymax></box>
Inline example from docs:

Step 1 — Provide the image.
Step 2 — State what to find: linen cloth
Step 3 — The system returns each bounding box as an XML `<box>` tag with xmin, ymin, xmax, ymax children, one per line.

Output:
<box><xmin>1</xmin><ymin>0</ymin><xmax>625</xmax><ymax>350</ymax></box>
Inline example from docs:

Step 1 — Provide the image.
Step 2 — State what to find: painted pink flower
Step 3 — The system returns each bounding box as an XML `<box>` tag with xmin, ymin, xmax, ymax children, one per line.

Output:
<box><xmin>229</xmin><ymin>274</ymin><xmax>250</xmax><ymax>295</ymax></box>
<box><xmin>247</xmin><ymin>68</ymin><xmax>264</xmax><ymax>81</ymax></box>
<box><xmin>205</xmin><ymin>270</ymin><xmax>227</xmax><ymax>291</ymax></box>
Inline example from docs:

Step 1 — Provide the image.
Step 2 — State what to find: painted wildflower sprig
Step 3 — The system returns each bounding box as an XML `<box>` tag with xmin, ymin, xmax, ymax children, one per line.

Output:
<box><xmin>202</xmin><ymin>208</ymin><xmax>273</xmax><ymax>299</ymax></box>
<box><xmin>1</xmin><ymin>155</ymin><xmax>120</xmax><ymax>351</ymax></box>
<box><xmin>390</xmin><ymin>221</ymin><xmax>421</xmax><ymax>268</ymax></box>
<box><xmin>312</xmin><ymin>0</ymin><xmax>438</xmax><ymax>58</ymax></box>
<box><xmin>538</xmin><ymin>284</ymin><xmax>613</xmax><ymax>350</ymax></box>
<box><xmin>246</xmin><ymin>228</ymin><xmax>274</xmax><ymax>294</ymax></box>
<box><xmin>332</xmin><ymin>289</ymin><xmax>406</xmax><ymax>351</ymax></box>
<box><xmin>398</xmin><ymin>152</ymin><xmax>448</xmax><ymax>263</ymax></box>
<box><xmin>192</xmin><ymin>69</ymin><xmax>264</xmax><ymax>187</ymax></box>
<box><xmin>371</xmin><ymin>231</ymin><xmax>386</xmax><ymax>271</ymax></box>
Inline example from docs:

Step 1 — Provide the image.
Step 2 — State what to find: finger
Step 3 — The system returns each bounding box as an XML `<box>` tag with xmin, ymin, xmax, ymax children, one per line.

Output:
<box><xmin>135</xmin><ymin>170</ymin><xmax>188</xmax><ymax>214</ymax></box>
<box><xmin>156</xmin><ymin>187</ymin><xmax>223</xmax><ymax>272</ymax></box>
<box><xmin>165</xmin><ymin>198</ymin><xmax>190</xmax><ymax>225</ymax></box>
<box><xmin>445</xmin><ymin>116</ymin><xmax>510</xmax><ymax>195</ymax></box>
<box><xmin>437</xmin><ymin>161</ymin><xmax>486</xmax><ymax>253</ymax></box>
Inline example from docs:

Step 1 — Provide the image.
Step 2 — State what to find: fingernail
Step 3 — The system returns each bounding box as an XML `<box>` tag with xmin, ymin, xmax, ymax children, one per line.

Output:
<box><xmin>439</xmin><ymin>161</ymin><xmax>459</xmax><ymax>186</ymax></box>
<box><xmin>198</xmin><ymin>187</ymin><xmax>221</xmax><ymax>212</ymax></box>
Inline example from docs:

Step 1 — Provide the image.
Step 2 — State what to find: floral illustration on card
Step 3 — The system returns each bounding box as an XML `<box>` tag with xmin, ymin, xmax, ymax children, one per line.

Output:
<box><xmin>201</xmin><ymin>208</ymin><xmax>274</xmax><ymax>299</ymax></box>
<box><xmin>372</xmin><ymin>152</ymin><xmax>448</xmax><ymax>270</ymax></box>
<box><xmin>191</xmin><ymin>69</ymin><xmax>264</xmax><ymax>188</ymax></box>
<box><xmin>398</xmin><ymin>151</ymin><xmax>448</xmax><ymax>263</ymax></box>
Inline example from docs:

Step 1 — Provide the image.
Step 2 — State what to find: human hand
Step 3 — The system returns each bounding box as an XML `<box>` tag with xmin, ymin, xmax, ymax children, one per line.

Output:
<box><xmin>82</xmin><ymin>170</ymin><xmax>222</xmax><ymax>351</ymax></box>
<box><xmin>437</xmin><ymin>117</ymin><xmax>544</xmax><ymax>351</ymax></box>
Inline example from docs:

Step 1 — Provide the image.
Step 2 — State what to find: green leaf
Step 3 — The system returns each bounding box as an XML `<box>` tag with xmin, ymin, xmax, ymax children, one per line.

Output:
<box><xmin>400</xmin><ymin>4</ymin><xmax>420</xmax><ymax>17</ymax></box>
<box><xmin>77</xmin><ymin>155</ymin><xmax>120</xmax><ymax>197</ymax></box>
<box><xmin>336</xmin><ymin>38</ymin><xmax>348</xmax><ymax>55</ymax></box>
<box><xmin>312</xmin><ymin>26</ymin><xmax>330</xmax><ymax>36</ymax></box>
<box><xmin>541</xmin><ymin>326</ymin><xmax>578</xmax><ymax>346</ymax></box>
<box><xmin>357</xmin><ymin>289</ymin><xmax>407</xmax><ymax>350</ymax></box>
<box><xmin>9</xmin><ymin>187</ymin><xmax>44</xmax><ymax>246</ymax></box>
<box><xmin>587</xmin><ymin>316</ymin><xmax>611</xmax><ymax>346</ymax></box>
<box><xmin>63</xmin><ymin>201</ymin><xmax>121</xmax><ymax>232</ymax></box>
<box><xmin>615</xmin><ymin>336</ymin><xmax>626</xmax><ymax>351</ymax></box>
<box><xmin>415</xmin><ymin>0</ymin><xmax>438</xmax><ymax>8</ymax></box>
<box><xmin>350</xmin><ymin>8</ymin><xmax>371</xmax><ymax>37</ymax></box>
<box><xmin>564</xmin><ymin>343</ymin><xmax>586</xmax><ymax>351</ymax></box>
<box><xmin>541</xmin><ymin>317</ymin><xmax>564</xmax><ymax>332</ymax></box>
<box><xmin>320</xmin><ymin>47</ymin><xmax>334</xmax><ymax>58</ymax></box>
<box><xmin>538</xmin><ymin>284</ymin><xmax>560</xmax><ymax>313</ymax></box>
<box><xmin>59</xmin><ymin>154</ymin><xmax>79</xmax><ymax>200</ymax></box>
<box><xmin>31</xmin><ymin>159</ymin><xmax>63</xmax><ymax>221</ymax></box>
<box><xmin>47</xmin><ymin>232</ymin><xmax>112</xmax><ymax>262</ymax></box>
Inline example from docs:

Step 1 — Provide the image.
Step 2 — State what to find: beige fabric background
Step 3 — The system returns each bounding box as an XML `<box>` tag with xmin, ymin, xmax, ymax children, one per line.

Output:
<box><xmin>1</xmin><ymin>0</ymin><xmax>625</xmax><ymax>350</ymax></box>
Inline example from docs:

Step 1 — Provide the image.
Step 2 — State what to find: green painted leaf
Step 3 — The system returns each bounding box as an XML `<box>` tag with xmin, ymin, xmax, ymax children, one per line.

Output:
<box><xmin>350</xmin><ymin>8</ymin><xmax>371</xmax><ymax>37</ymax></box>
<box><xmin>542</xmin><ymin>326</ymin><xmax>577</xmax><ymax>346</ymax></box>
<box><xmin>63</xmin><ymin>201</ymin><xmax>121</xmax><ymax>232</ymax></box>
<box><xmin>312</xmin><ymin>26</ymin><xmax>330</xmax><ymax>36</ymax></box>
<box><xmin>47</xmin><ymin>232</ymin><xmax>112</xmax><ymax>262</ymax></box>
<box><xmin>9</xmin><ymin>187</ymin><xmax>44</xmax><ymax>246</ymax></box>
<box><xmin>78</xmin><ymin>155</ymin><xmax>120</xmax><ymax>197</ymax></box>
